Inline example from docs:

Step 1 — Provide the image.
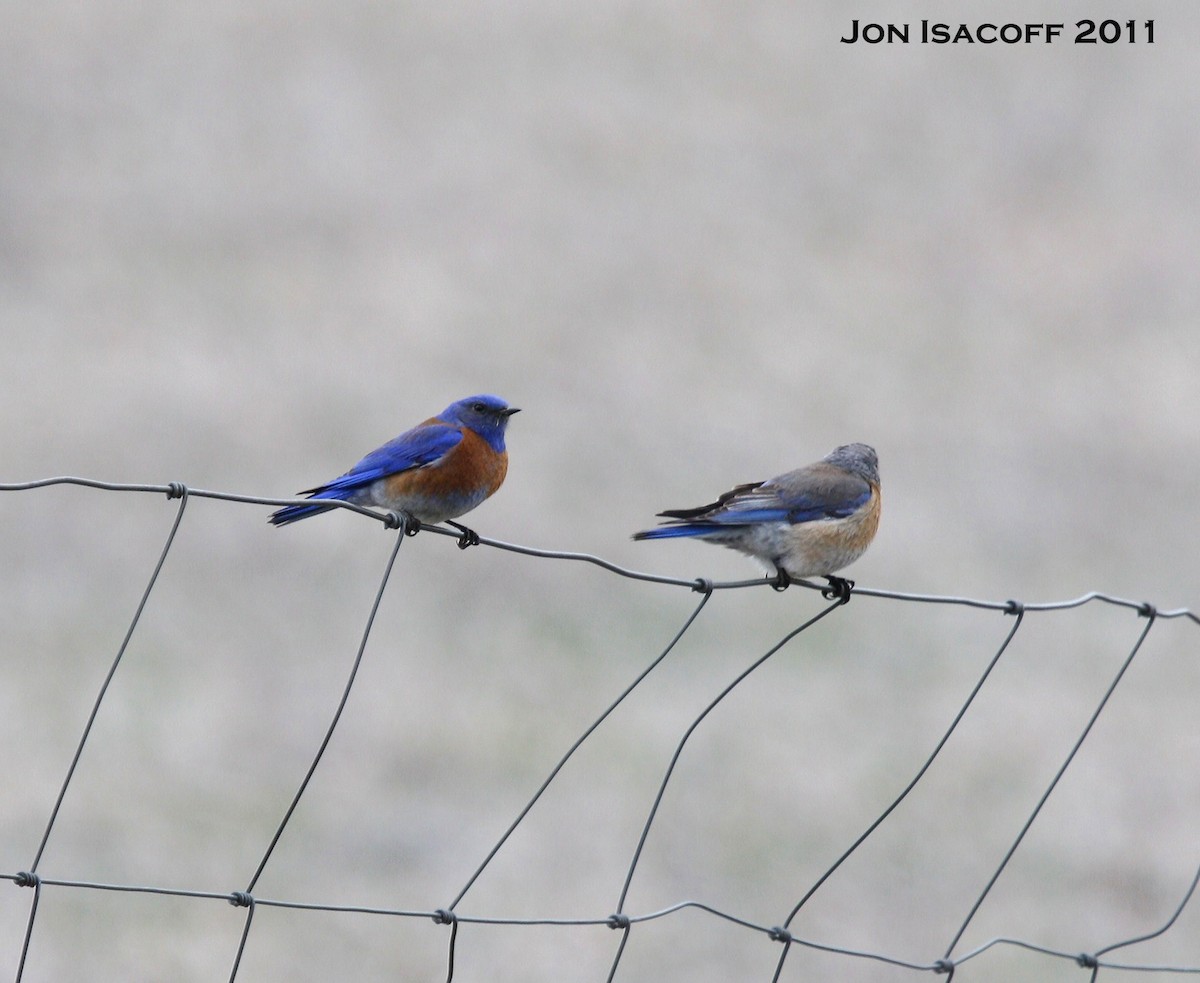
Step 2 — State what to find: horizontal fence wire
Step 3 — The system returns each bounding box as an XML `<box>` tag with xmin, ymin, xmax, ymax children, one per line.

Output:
<box><xmin>1</xmin><ymin>476</ymin><xmax>1198</xmax><ymax>983</ymax></box>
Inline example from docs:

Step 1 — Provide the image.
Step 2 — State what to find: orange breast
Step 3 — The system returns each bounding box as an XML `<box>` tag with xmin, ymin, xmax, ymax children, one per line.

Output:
<box><xmin>424</xmin><ymin>429</ymin><xmax>508</xmax><ymax>497</ymax></box>
<box><xmin>380</xmin><ymin>428</ymin><xmax>508</xmax><ymax>522</ymax></box>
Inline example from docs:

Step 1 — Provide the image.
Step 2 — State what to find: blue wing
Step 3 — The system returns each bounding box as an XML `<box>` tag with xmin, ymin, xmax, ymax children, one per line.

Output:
<box><xmin>704</xmin><ymin>485</ymin><xmax>870</xmax><ymax>525</ymax></box>
<box><xmin>634</xmin><ymin>465</ymin><xmax>870</xmax><ymax>540</ymax></box>
<box><xmin>305</xmin><ymin>424</ymin><xmax>463</xmax><ymax>497</ymax></box>
<box><xmin>269</xmin><ymin>423</ymin><xmax>463</xmax><ymax>525</ymax></box>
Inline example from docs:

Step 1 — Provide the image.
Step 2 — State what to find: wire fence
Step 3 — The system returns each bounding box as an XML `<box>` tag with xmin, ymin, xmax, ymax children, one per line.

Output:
<box><xmin>2</xmin><ymin>476</ymin><xmax>1199</xmax><ymax>982</ymax></box>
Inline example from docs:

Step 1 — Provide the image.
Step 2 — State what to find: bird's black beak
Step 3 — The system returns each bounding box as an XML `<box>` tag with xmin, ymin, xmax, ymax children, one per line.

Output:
<box><xmin>502</xmin><ymin>407</ymin><xmax>521</xmax><ymax>417</ymax></box>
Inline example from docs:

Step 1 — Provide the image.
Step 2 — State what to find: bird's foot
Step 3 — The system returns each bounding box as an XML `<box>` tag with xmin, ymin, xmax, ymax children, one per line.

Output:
<box><xmin>385</xmin><ymin>511</ymin><xmax>423</xmax><ymax>536</ymax></box>
<box><xmin>821</xmin><ymin>576</ymin><xmax>854</xmax><ymax>604</ymax></box>
<box><xmin>770</xmin><ymin>565</ymin><xmax>792</xmax><ymax>592</ymax></box>
<box><xmin>446</xmin><ymin>520</ymin><xmax>480</xmax><ymax>549</ymax></box>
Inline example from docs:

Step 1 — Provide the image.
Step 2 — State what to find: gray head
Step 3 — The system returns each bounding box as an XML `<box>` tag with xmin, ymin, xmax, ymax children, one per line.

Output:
<box><xmin>824</xmin><ymin>443</ymin><xmax>879</xmax><ymax>483</ymax></box>
<box><xmin>442</xmin><ymin>394</ymin><xmax>520</xmax><ymax>451</ymax></box>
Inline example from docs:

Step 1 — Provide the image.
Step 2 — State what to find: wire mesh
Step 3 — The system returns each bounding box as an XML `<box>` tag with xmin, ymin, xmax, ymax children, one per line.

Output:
<box><xmin>2</xmin><ymin>477</ymin><xmax>1198</xmax><ymax>982</ymax></box>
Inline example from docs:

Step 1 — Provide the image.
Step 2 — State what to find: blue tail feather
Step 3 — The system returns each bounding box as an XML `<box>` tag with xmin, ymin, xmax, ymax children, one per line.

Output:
<box><xmin>632</xmin><ymin>523</ymin><xmax>724</xmax><ymax>541</ymax></box>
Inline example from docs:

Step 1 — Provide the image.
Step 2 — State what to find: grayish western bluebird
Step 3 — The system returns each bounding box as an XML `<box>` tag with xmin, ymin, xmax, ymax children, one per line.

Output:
<box><xmin>634</xmin><ymin>443</ymin><xmax>880</xmax><ymax>595</ymax></box>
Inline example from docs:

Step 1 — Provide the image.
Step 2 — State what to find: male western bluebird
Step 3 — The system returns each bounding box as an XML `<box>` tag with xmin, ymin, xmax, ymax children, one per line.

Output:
<box><xmin>269</xmin><ymin>394</ymin><xmax>519</xmax><ymax>541</ymax></box>
<box><xmin>633</xmin><ymin>443</ymin><xmax>880</xmax><ymax>597</ymax></box>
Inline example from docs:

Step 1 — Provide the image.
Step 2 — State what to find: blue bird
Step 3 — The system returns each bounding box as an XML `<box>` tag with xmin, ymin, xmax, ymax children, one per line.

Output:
<box><xmin>270</xmin><ymin>395</ymin><xmax>519</xmax><ymax>540</ymax></box>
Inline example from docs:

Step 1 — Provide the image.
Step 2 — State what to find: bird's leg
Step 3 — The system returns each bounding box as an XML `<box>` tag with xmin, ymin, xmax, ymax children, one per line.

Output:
<box><xmin>446</xmin><ymin>520</ymin><xmax>480</xmax><ymax>549</ymax></box>
<box><xmin>770</xmin><ymin>563</ymin><xmax>792</xmax><ymax>592</ymax></box>
<box><xmin>822</xmin><ymin>576</ymin><xmax>854</xmax><ymax>604</ymax></box>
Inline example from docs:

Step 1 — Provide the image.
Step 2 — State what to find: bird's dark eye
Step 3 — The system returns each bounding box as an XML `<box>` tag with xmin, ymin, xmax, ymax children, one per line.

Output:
<box><xmin>472</xmin><ymin>402</ymin><xmax>487</xmax><ymax>413</ymax></box>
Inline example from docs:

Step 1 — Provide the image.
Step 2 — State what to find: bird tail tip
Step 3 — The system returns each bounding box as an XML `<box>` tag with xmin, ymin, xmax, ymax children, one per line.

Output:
<box><xmin>632</xmin><ymin>524</ymin><xmax>713</xmax><ymax>542</ymax></box>
<box><xmin>269</xmin><ymin>502</ymin><xmax>333</xmax><ymax>526</ymax></box>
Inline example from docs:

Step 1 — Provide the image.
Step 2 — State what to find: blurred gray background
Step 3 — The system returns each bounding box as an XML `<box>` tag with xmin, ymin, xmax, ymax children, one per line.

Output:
<box><xmin>2</xmin><ymin>2</ymin><xmax>1198</xmax><ymax>981</ymax></box>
